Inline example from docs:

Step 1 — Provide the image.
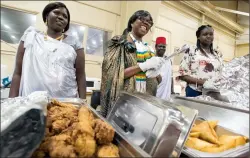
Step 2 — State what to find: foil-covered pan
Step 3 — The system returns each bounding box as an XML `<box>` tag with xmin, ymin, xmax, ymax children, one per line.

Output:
<box><xmin>202</xmin><ymin>54</ymin><xmax>249</xmax><ymax>110</ymax></box>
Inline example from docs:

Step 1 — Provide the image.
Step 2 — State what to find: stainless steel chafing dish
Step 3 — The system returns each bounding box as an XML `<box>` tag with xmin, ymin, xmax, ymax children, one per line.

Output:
<box><xmin>107</xmin><ymin>92</ymin><xmax>198</xmax><ymax>157</ymax></box>
<box><xmin>48</xmin><ymin>98</ymin><xmax>150</xmax><ymax>157</ymax></box>
<box><xmin>171</xmin><ymin>96</ymin><xmax>249</xmax><ymax>157</ymax></box>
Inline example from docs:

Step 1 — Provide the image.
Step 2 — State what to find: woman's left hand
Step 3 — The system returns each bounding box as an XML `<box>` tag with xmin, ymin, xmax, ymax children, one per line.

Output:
<box><xmin>156</xmin><ymin>75</ymin><xmax>162</xmax><ymax>84</ymax></box>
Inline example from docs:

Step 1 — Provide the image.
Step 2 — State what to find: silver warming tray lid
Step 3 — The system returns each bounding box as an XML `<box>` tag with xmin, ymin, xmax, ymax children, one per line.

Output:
<box><xmin>107</xmin><ymin>92</ymin><xmax>198</xmax><ymax>157</ymax></box>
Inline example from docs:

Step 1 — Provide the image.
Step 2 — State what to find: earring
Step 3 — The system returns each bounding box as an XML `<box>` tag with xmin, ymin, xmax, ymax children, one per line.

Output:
<box><xmin>62</xmin><ymin>29</ymin><xmax>65</xmax><ymax>33</ymax></box>
<box><xmin>45</xmin><ymin>19</ymin><xmax>48</xmax><ymax>26</ymax></box>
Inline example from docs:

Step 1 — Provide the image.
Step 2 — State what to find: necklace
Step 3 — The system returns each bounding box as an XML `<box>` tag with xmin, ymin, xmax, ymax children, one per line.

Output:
<box><xmin>44</xmin><ymin>32</ymin><xmax>64</xmax><ymax>41</ymax></box>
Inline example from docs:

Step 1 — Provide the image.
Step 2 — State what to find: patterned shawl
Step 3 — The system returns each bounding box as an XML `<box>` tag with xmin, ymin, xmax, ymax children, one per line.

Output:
<box><xmin>100</xmin><ymin>35</ymin><xmax>158</xmax><ymax>117</ymax></box>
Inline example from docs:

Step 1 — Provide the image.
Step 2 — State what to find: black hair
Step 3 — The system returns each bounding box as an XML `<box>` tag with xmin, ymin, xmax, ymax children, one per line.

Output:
<box><xmin>196</xmin><ymin>25</ymin><xmax>215</xmax><ymax>56</ymax></box>
<box><xmin>42</xmin><ymin>2</ymin><xmax>70</xmax><ymax>33</ymax></box>
<box><xmin>122</xmin><ymin>10</ymin><xmax>153</xmax><ymax>36</ymax></box>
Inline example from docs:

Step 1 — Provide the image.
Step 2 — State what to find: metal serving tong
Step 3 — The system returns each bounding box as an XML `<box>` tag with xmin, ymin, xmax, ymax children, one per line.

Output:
<box><xmin>163</xmin><ymin>44</ymin><xmax>190</xmax><ymax>60</ymax></box>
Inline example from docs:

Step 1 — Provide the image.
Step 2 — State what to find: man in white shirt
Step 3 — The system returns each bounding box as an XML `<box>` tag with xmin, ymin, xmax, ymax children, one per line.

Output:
<box><xmin>155</xmin><ymin>37</ymin><xmax>175</xmax><ymax>100</ymax></box>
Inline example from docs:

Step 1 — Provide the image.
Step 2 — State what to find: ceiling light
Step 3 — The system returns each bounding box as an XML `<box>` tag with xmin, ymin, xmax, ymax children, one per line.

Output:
<box><xmin>11</xmin><ymin>35</ymin><xmax>16</xmax><ymax>39</ymax></box>
<box><xmin>87</xmin><ymin>47</ymin><xmax>90</xmax><ymax>50</ymax></box>
<box><xmin>4</xmin><ymin>24</ymin><xmax>10</xmax><ymax>29</ymax></box>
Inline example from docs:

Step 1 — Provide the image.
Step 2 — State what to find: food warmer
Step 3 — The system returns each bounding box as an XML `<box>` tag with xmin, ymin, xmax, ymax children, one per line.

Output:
<box><xmin>50</xmin><ymin>98</ymin><xmax>150</xmax><ymax>157</ymax></box>
<box><xmin>107</xmin><ymin>92</ymin><xmax>198</xmax><ymax>157</ymax></box>
<box><xmin>171</xmin><ymin>95</ymin><xmax>249</xmax><ymax>157</ymax></box>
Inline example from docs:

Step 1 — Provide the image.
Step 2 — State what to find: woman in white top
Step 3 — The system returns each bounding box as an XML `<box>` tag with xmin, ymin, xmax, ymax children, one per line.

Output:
<box><xmin>178</xmin><ymin>25</ymin><xmax>223</xmax><ymax>97</ymax></box>
<box><xmin>9</xmin><ymin>2</ymin><xmax>86</xmax><ymax>98</ymax></box>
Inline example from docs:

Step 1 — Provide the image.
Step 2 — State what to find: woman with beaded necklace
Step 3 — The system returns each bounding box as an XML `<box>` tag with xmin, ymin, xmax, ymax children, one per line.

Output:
<box><xmin>9</xmin><ymin>2</ymin><xmax>86</xmax><ymax>99</ymax></box>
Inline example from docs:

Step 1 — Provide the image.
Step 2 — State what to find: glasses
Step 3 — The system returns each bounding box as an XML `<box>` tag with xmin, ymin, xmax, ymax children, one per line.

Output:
<box><xmin>138</xmin><ymin>16</ymin><xmax>154</xmax><ymax>27</ymax></box>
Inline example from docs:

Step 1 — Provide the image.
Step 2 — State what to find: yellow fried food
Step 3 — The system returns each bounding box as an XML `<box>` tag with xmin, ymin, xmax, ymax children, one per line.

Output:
<box><xmin>191</xmin><ymin>121</ymin><xmax>220</xmax><ymax>144</ymax></box>
<box><xmin>208</xmin><ymin>120</ymin><xmax>218</xmax><ymax>129</ymax></box>
<box><xmin>185</xmin><ymin>137</ymin><xmax>218</xmax><ymax>150</ymax></box>
<box><xmin>78</xmin><ymin>106</ymin><xmax>95</xmax><ymax>126</ymax></box>
<box><xmin>94</xmin><ymin>119</ymin><xmax>115</xmax><ymax>144</ymax></box>
<box><xmin>186</xmin><ymin>120</ymin><xmax>248</xmax><ymax>153</ymax></box>
<box><xmin>49</xmin><ymin>140</ymin><xmax>76</xmax><ymax>157</ymax></box>
<box><xmin>97</xmin><ymin>143</ymin><xmax>119</xmax><ymax>158</ymax></box>
<box><xmin>31</xmin><ymin>150</ymin><xmax>46</xmax><ymax>158</ymax></box>
<box><xmin>189</xmin><ymin>132</ymin><xmax>200</xmax><ymax>138</ymax></box>
<box><xmin>75</xmin><ymin>134</ymin><xmax>96</xmax><ymax>157</ymax></box>
<box><xmin>77</xmin><ymin>121</ymin><xmax>95</xmax><ymax>137</ymax></box>
<box><xmin>200</xmin><ymin>135</ymin><xmax>247</xmax><ymax>153</ymax></box>
<box><xmin>48</xmin><ymin>134</ymin><xmax>76</xmax><ymax>158</ymax></box>
<box><xmin>34</xmin><ymin>100</ymin><xmax>120</xmax><ymax>158</ymax></box>
<box><xmin>52</xmin><ymin>119</ymin><xmax>71</xmax><ymax>133</ymax></box>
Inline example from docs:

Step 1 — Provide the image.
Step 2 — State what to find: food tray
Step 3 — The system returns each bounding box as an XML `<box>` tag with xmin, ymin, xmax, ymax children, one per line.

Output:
<box><xmin>48</xmin><ymin>98</ymin><xmax>150</xmax><ymax>157</ymax></box>
<box><xmin>182</xmin><ymin>119</ymin><xmax>249</xmax><ymax>157</ymax></box>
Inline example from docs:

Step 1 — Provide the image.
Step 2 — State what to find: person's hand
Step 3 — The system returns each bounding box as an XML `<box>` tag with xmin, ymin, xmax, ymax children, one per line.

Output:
<box><xmin>138</xmin><ymin>57</ymin><xmax>165</xmax><ymax>72</ymax></box>
<box><xmin>156</xmin><ymin>75</ymin><xmax>162</xmax><ymax>83</ymax></box>
<box><xmin>146</xmin><ymin>69</ymin><xmax>161</xmax><ymax>78</ymax></box>
<box><xmin>203</xmin><ymin>78</ymin><xmax>218</xmax><ymax>90</ymax></box>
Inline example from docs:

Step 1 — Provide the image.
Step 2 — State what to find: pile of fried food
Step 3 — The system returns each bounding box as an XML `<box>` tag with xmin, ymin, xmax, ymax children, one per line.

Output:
<box><xmin>185</xmin><ymin>120</ymin><xmax>248</xmax><ymax>153</ymax></box>
<box><xmin>32</xmin><ymin>100</ymin><xmax>119</xmax><ymax>158</ymax></box>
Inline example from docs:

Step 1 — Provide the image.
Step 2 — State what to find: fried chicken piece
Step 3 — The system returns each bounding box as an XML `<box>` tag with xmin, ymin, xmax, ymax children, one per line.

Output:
<box><xmin>48</xmin><ymin>100</ymin><xmax>78</xmax><ymax>123</ymax></box>
<box><xmin>97</xmin><ymin>143</ymin><xmax>119</xmax><ymax>157</ymax></box>
<box><xmin>94</xmin><ymin>119</ymin><xmax>115</xmax><ymax>144</ymax></box>
<box><xmin>75</xmin><ymin>133</ymin><xmax>96</xmax><ymax>157</ymax></box>
<box><xmin>52</xmin><ymin>119</ymin><xmax>71</xmax><ymax>133</ymax></box>
<box><xmin>31</xmin><ymin>150</ymin><xmax>46</xmax><ymax>158</ymax></box>
<box><xmin>78</xmin><ymin>106</ymin><xmax>95</xmax><ymax>126</ymax></box>
<box><xmin>49</xmin><ymin>141</ymin><xmax>76</xmax><ymax>158</ymax></box>
<box><xmin>50</xmin><ymin>99</ymin><xmax>79</xmax><ymax>112</ymax></box>
<box><xmin>77</xmin><ymin>121</ymin><xmax>95</xmax><ymax>137</ymax></box>
<box><xmin>46</xmin><ymin>116</ymin><xmax>52</xmax><ymax>128</ymax></box>
<box><xmin>49</xmin><ymin>107</ymin><xmax>78</xmax><ymax>122</ymax></box>
<box><xmin>48</xmin><ymin>134</ymin><xmax>76</xmax><ymax>158</ymax></box>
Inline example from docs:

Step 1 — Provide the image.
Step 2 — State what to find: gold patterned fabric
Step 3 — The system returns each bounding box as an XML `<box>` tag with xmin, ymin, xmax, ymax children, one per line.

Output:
<box><xmin>100</xmin><ymin>35</ymin><xmax>158</xmax><ymax>117</ymax></box>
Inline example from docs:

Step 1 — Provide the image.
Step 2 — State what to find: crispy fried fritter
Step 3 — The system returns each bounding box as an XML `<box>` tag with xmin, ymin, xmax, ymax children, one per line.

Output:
<box><xmin>94</xmin><ymin>119</ymin><xmax>115</xmax><ymax>144</ymax></box>
<box><xmin>78</xmin><ymin>106</ymin><xmax>95</xmax><ymax>126</ymax></box>
<box><xmin>48</xmin><ymin>134</ymin><xmax>76</xmax><ymax>158</ymax></box>
<box><xmin>97</xmin><ymin>143</ymin><xmax>119</xmax><ymax>157</ymax></box>
<box><xmin>49</xmin><ymin>141</ymin><xmax>76</xmax><ymax>158</ymax></box>
<box><xmin>75</xmin><ymin>133</ymin><xmax>96</xmax><ymax>157</ymax></box>
<box><xmin>77</xmin><ymin>121</ymin><xmax>95</xmax><ymax>137</ymax></box>
<box><xmin>34</xmin><ymin>100</ymin><xmax>119</xmax><ymax>158</ymax></box>
<box><xmin>31</xmin><ymin>150</ymin><xmax>46</xmax><ymax>158</ymax></box>
<box><xmin>52</xmin><ymin>119</ymin><xmax>71</xmax><ymax>133</ymax></box>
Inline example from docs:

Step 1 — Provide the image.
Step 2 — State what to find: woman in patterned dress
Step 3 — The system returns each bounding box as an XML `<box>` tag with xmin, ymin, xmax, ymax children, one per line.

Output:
<box><xmin>178</xmin><ymin>25</ymin><xmax>224</xmax><ymax>97</ymax></box>
<box><xmin>100</xmin><ymin>10</ymin><xmax>165</xmax><ymax>117</ymax></box>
